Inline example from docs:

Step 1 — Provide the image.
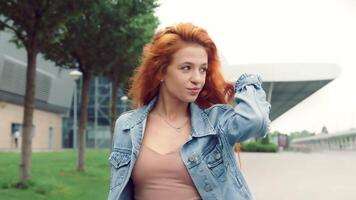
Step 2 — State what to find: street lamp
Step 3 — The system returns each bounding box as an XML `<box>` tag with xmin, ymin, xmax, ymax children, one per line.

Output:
<box><xmin>120</xmin><ymin>95</ymin><xmax>128</xmax><ymax>113</ymax></box>
<box><xmin>69</xmin><ymin>69</ymin><xmax>82</xmax><ymax>149</ymax></box>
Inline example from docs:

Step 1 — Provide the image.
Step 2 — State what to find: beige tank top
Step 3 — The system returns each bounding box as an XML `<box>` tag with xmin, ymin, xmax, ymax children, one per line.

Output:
<box><xmin>131</xmin><ymin>145</ymin><xmax>201</xmax><ymax>200</ymax></box>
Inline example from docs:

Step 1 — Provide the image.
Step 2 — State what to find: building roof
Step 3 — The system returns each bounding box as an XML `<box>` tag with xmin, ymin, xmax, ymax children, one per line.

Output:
<box><xmin>291</xmin><ymin>129</ymin><xmax>356</xmax><ymax>143</ymax></box>
<box><xmin>222</xmin><ymin>63</ymin><xmax>341</xmax><ymax>121</ymax></box>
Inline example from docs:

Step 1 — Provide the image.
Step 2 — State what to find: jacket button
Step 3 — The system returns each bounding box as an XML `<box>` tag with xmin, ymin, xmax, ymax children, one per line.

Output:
<box><xmin>204</xmin><ymin>184</ymin><xmax>212</xmax><ymax>192</ymax></box>
<box><xmin>215</xmin><ymin>153</ymin><xmax>221</xmax><ymax>160</ymax></box>
<box><xmin>188</xmin><ymin>155</ymin><xmax>195</xmax><ymax>162</ymax></box>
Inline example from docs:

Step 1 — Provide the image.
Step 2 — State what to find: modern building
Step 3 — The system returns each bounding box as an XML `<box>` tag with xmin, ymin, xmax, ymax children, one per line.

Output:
<box><xmin>223</xmin><ymin>62</ymin><xmax>344</xmax><ymax>150</ymax></box>
<box><xmin>223</xmin><ymin>63</ymin><xmax>341</xmax><ymax>121</ymax></box>
<box><xmin>290</xmin><ymin>129</ymin><xmax>356</xmax><ymax>151</ymax></box>
<box><xmin>62</xmin><ymin>77</ymin><xmax>127</xmax><ymax>149</ymax></box>
<box><xmin>0</xmin><ymin>32</ymin><xmax>74</xmax><ymax>151</ymax></box>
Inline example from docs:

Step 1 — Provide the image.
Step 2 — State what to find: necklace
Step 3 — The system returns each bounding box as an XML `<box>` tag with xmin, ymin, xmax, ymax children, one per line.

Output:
<box><xmin>156</xmin><ymin>112</ymin><xmax>189</xmax><ymax>133</ymax></box>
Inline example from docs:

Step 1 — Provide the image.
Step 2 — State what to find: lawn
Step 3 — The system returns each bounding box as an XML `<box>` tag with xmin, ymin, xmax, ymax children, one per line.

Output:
<box><xmin>0</xmin><ymin>149</ymin><xmax>111</xmax><ymax>200</ymax></box>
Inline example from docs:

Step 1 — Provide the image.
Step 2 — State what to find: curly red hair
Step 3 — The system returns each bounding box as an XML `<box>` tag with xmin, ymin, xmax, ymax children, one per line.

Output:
<box><xmin>128</xmin><ymin>23</ymin><xmax>234</xmax><ymax>108</ymax></box>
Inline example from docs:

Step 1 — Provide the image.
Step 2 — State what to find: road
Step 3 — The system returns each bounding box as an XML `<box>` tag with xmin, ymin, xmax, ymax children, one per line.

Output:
<box><xmin>239</xmin><ymin>151</ymin><xmax>356</xmax><ymax>200</ymax></box>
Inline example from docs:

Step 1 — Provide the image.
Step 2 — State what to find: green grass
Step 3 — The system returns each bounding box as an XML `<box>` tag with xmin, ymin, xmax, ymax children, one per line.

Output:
<box><xmin>0</xmin><ymin>149</ymin><xmax>111</xmax><ymax>200</ymax></box>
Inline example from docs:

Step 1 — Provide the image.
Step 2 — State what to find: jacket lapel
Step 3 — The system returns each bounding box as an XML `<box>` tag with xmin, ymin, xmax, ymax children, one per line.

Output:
<box><xmin>189</xmin><ymin>103</ymin><xmax>217</xmax><ymax>138</ymax></box>
<box><xmin>122</xmin><ymin>97</ymin><xmax>218</xmax><ymax>147</ymax></box>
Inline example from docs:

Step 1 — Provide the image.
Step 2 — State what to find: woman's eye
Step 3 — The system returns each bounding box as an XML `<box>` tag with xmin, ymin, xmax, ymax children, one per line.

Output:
<box><xmin>182</xmin><ymin>65</ymin><xmax>191</xmax><ymax>70</ymax></box>
<box><xmin>200</xmin><ymin>67</ymin><xmax>207</xmax><ymax>73</ymax></box>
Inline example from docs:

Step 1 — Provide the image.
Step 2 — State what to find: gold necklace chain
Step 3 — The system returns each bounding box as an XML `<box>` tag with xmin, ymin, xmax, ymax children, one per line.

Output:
<box><xmin>156</xmin><ymin>112</ymin><xmax>189</xmax><ymax>133</ymax></box>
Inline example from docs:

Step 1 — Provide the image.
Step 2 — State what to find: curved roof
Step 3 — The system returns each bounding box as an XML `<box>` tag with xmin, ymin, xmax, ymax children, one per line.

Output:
<box><xmin>222</xmin><ymin>63</ymin><xmax>341</xmax><ymax>121</ymax></box>
<box><xmin>223</xmin><ymin>63</ymin><xmax>341</xmax><ymax>82</ymax></box>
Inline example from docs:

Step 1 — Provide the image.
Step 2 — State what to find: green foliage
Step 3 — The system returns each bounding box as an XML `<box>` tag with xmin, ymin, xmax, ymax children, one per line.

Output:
<box><xmin>42</xmin><ymin>0</ymin><xmax>158</xmax><ymax>76</ymax></box>
<box><xmin>260</xmin><ymin>135</ymin><xmax>270</xmax><ymax>144</ymax></box>
<box><xmin>41</xmin><ymin>0</ymin><xmax>110</xmax><ymax>70</ymax></box>
<box><xmin>241</xmin><ymin>135</ymin><xmax>278</xmax><ymax>152</ymax></box>
<box><xmin>289</xmin><ymin>130</ymin><xmax>315</xmax><ymax>140</ymax></box>
<box><xmin>0</xmin><ymin>0</ymin><xmax>78</xmax><ymax>50</ymax></box>
<box><xmin>0</xmin><ymin>150</ymin><xmax>110</xmax><ymax>200</ymax></box>
<box><xmin>269</xmin><ymin>130</ymin><xmax>282</xmax><ymax>137</ymax></box>
<box><xmin>101</xmin><ymin>0</ymin><xmax>159</xmax><ymax>89</ymax></box>
<box><xmin>241</xmin><ymin>141</ymin><xmax>278</xmax><ymax>152</ymax></box>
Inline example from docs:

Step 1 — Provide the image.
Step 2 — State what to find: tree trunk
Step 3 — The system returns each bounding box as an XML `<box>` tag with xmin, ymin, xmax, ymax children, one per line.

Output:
<box><xmin>77</xmin><ymin>70</ymin><xmax>92</xmax><ymax>172</ymax></box>
<box><xmin>110</xmin><ymin>78</ymin><xmax>119</xmax><ymax>144</ymax></box>
<box><xmin>20</xmin><ymin>48</ymin><xmax>37</xmax><ymax>183</ymax></box>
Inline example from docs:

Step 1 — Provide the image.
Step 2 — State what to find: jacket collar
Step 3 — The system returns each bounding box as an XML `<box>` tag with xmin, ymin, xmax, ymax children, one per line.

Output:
<box><xmin>121</xmin><ymin>96</ymin><xmax>157</xmax><ymax>130</ymax></box>
<box><xmin>122</xmin><ymin>97</ymin><xmax>216</xmax><ymax>137</ymax></box>
<box><xmin>189</xmin><ymin>103</ymin><xmax>216</xmax><ymax>137</ymax></box>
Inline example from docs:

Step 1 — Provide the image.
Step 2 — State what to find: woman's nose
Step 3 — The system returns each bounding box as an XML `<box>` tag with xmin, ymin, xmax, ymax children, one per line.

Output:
<box><xmin>190</xmin><ymin>70</ymin><xmax>204</xmax><ymax>84</ymax></box>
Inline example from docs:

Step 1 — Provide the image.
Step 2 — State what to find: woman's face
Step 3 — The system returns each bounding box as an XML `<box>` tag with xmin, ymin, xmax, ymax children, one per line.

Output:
<box><xmin>160</xmin><ymin>43</ymin><xmax>208</xmax><ymax>103</ymax></box>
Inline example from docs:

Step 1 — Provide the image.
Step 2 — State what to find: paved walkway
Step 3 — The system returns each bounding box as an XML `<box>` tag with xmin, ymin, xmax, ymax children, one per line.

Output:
<box><xmin>239</xmin><ymin>151</ymin><xmax>356</xmax><ymax>200</ymax></box>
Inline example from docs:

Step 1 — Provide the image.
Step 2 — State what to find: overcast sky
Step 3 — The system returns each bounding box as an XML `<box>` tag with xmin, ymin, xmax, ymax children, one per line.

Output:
<box><xmin>155</xmin><ymin>0</ymin><xmax>356</xmax><ymax>134</ymax></box>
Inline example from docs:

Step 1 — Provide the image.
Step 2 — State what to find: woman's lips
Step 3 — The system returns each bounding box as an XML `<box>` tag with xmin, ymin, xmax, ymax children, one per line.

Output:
<box><xmin>187</xmin><ymin>88</ymin><xmax>201</xmax><ymax>95</ymax></box>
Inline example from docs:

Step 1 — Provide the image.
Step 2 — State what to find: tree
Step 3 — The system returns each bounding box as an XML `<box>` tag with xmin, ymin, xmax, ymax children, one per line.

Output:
<box><xmin>42</xmin><ymin>0</ymin><xmax>158</xmax><ymax>171</ymax></box>
<box><xmin>321</xmin><ymin>126</ymin><xmax>328</xmax><ymax>134</ymax></box>
<box><xmin>0</xmin><ymin>0</ymin><xmax>78</xmax><ymax>185</ymax></box>
<box><xmin>102</xmin><ymin>3</ymin><xmax>158</xmax><ymax>140</ymax></box>
<box><xmin>269</xmin><ymin>130</ymin><xmax>282</xmax><ymax>137</ymax></box>
<box><xmin>260</xmin><ymin>135</ymin><xmax>270</xmax><ymax>144</ymax></box>
<box><xmin>289</xmin><ymin>130</ymin><xmax>315</xmax><ymax>140</ymax></box>
<box><xmin>42</xmin><ymin>0</ymin><xmax>108</xmax><ymax>172</ymax></box>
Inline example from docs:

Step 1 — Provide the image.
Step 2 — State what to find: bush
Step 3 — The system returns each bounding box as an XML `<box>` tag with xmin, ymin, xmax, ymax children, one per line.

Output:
<box><xmin>241</xmin><ymin>141</ymin><xmax>278</xmax><ymax>152</ymax></box>
<box><xmin>260</xmin><ymin>135</ymin><xmax>270</xmax><ymax>144</ymax></box>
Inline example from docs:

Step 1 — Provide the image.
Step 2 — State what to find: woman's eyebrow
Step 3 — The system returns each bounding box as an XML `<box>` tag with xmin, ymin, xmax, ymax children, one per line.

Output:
<box><xmin>180</xmin><ymin>61</ymin><xmax>194</xmax><ymax>65</ymax></box>
<box><xmin>180</xmin><ymin>61</ymin><xmax>208</xmax><ymax>66</ymax></box>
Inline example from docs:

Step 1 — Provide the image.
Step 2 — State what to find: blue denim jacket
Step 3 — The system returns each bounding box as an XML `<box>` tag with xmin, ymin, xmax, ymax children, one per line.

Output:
<box><xmin>108</xmin><ymin>74</ymin><xmax>271</xmax><ymax>200</ymax></box>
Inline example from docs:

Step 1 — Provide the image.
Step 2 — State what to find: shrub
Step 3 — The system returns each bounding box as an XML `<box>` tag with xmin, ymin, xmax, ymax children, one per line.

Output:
<box><xmin>241</xmin><ymin>141</ymin><xmax>278</xmax><ymax>152</ymax></box>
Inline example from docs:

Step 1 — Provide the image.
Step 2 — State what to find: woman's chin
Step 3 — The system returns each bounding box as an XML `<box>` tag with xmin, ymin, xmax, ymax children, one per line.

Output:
<box><xmin>184</xmin><ymin>95</ymin><xmax>199</xmax><ymax>103</ymax></box>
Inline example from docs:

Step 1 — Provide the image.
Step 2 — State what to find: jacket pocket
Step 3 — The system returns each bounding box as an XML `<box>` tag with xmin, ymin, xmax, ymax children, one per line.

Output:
<box><xmin>109</xmin><ymin>150</ymin><xmax>131</xmax><ymax>189</ymax></box>
<box><xmin>203</xmin><ymin>141</ymin><xmax>227</xmax><ymax>181</ymax></box>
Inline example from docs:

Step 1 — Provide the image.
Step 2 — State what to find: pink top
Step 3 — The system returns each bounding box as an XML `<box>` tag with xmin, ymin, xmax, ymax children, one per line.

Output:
<box><xmin>131</xmin><ymin>145</ymin><xmax>201</xmax><ymax>200</ymax></box>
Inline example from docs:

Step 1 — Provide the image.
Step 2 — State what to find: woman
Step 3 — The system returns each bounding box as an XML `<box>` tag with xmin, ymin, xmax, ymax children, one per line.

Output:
<box><xmin>108</xmin><ymin>23</ymin><xmax>271</xmax><ymax>200</ymax></box>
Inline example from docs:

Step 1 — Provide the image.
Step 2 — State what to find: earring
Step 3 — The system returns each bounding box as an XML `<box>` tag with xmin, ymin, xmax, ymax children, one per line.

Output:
<box><xmin>160</xmin><ymin>79</ymin><xmax>163</xmax><ymax>82</ymax></box>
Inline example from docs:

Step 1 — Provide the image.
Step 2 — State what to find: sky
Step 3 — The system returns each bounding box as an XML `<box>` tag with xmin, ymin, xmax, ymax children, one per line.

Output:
<box><xmin>155</xmin><ymin>0</ymin><xmax>356</xmax><ymax>134</ymax></box>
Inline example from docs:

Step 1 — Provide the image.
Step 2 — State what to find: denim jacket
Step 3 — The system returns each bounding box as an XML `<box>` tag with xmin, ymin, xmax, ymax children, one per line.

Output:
<box><xmin>108</xmin><ymin>74</ymin><xmax>271</xmax><ymax>200</ymax></box>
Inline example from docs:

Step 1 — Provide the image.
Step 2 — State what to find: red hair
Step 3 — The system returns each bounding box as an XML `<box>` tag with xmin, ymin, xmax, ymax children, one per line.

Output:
<box><xmin>128</xmin><ymin>23</ymin><xmax>234</xmax><ymax>108</ymax></box>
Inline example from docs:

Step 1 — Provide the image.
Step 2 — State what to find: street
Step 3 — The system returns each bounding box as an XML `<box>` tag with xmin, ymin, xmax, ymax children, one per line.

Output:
<box><xmin>240</xmin><ymin>151</ymin><xmax>356</xmax><ymax>200</ymax></box>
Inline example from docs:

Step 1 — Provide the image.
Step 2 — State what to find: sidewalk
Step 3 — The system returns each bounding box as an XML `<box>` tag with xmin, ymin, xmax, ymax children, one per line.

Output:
<box><xmin>239</xmin><ymin>151</ymin><xmax>356</xmax><ymax>200</ymax></box>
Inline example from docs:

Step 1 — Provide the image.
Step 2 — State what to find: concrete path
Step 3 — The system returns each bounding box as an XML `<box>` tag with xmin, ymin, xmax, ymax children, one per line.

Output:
<box><xmin>239</xmin><ymin>151</ymin><xmax>356</xmax><ymax>200</ymax></box>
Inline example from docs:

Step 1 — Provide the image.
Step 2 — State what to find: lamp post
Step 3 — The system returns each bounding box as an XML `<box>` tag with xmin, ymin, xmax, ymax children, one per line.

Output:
<box><xmin>120</xmin><ymin>95</ymin><xmax>128</xmax><ymax>113</ymax></box>
<box><xmin>69</xmin><ymin>69</ymin><xmax>82</xmax><ymax>149</ymax></box>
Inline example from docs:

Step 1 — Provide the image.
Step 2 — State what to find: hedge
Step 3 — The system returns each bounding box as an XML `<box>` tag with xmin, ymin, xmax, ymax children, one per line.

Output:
<box><xmin>240</xmin><ymin>141</ymin><xmax>278</xmax><ymax>152</ymax></box>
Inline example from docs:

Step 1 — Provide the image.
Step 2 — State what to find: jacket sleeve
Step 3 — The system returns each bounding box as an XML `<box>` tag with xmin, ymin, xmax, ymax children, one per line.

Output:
<box><xmin>216</xmin><ymin>73</ymin><xmax>271</xmax><ymax>145</ymax></box>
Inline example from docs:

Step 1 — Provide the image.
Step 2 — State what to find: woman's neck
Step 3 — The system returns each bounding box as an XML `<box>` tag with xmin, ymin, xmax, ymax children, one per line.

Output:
<box><xmin>152</xmin><ymin>92</ymin><xmax>190</xmax><ymax>121</ymax></box>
